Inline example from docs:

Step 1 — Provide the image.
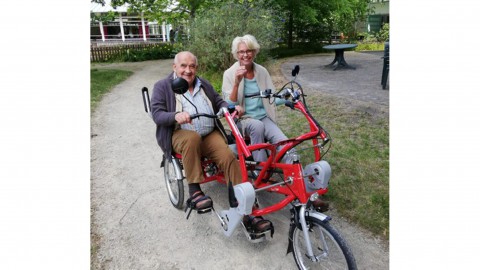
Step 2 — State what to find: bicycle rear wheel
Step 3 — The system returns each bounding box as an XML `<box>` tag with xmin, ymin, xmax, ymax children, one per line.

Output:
<box><xmin>163</xmin><ymin>156</ymin><xmax>184</xmax><ymax>209</ymax></box>
<box><xmin>292</xmin><ymin>216</ymin><xmax>357</xmax><ymax>270</ymax></box>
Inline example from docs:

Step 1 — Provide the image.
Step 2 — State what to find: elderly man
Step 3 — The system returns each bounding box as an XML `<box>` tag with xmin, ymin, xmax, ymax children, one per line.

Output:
<box><xmin>151</xmin><ymin>51</ymin><xmax>243</xmax><ymax>212</ymax></box>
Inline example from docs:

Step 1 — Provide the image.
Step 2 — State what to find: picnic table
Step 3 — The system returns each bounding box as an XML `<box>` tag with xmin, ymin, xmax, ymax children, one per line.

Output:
<box><xmin>323</xmin><ymin>44</ymin><xmax>358</xmax><ymax>70</ymax></box>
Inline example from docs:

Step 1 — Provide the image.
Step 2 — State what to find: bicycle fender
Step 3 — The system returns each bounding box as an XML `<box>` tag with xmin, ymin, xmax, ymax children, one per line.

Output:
<box><xmin>307</xmin><ymin>210</ymin><xmax>331</xmax><ymax>223</ymax></box>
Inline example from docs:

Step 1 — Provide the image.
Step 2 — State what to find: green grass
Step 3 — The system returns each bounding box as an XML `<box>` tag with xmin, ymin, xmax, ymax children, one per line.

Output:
<box><xmin>90</xmin><ymin>68</ymin><xmax>133</xmax><ymax>111</ymax></box>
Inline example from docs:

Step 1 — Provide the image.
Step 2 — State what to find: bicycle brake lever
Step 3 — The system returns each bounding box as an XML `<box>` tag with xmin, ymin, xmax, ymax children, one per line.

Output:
<box><xmin>261</xmin><ymin>89</ymin><xmax>272</xmax><ymax>97</ymax></box>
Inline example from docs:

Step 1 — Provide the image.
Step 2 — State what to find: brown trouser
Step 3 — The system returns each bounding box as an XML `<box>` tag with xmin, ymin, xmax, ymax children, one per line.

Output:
<box><xmin>172</xmin><ymin>129</ymin><xmax>242</xmax><ymax>185</ymax></box>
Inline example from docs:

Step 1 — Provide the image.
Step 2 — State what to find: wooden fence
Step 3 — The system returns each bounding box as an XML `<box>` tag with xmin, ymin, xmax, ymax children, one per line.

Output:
<box><xmin>90</xmin><ymin>42</ymin><xmax>168</xmax><ymax>62</ymax></box>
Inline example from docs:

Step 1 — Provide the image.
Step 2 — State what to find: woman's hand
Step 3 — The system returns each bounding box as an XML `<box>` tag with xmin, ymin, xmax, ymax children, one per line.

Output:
<box><xmin>235</xmin><ymin>65</ymin><xmax>247</xmax><ymax>85</ymax></box>
<box><xmin>234</xmin><ymin>105</ymin><xmax>244</xmax><ymax>117</ymax></box>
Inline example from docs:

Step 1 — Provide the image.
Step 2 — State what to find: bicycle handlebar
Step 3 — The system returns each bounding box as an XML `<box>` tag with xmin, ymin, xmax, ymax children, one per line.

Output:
<box><xmin>189</xmin><ymin>105</ymin><xmax>237</xmax><ymax>120</ymax></box>
<box><xmin>189</xmin><ymin>113</ymin><xmax>219</xmax><ymax>120</ymax></box>
<box><xmin>244</xmin><ymin>88</ymin><xmax>302</xmax><ymax>103</ymax></box>
<box><xmin>244</xmin><ymin>89</ymin><xmax>275</xmax><ymax>98</ymax></box>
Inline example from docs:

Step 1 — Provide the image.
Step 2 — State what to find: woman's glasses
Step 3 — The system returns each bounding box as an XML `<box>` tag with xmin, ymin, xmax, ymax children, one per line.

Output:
<box><xmin>237</xmin><ymin>49</ymin><xmax>254</xmax><ymax>56</ymax></box>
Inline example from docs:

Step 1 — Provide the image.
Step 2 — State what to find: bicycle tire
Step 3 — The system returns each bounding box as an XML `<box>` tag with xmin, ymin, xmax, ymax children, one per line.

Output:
<box><xmin>291</xmin><ymin>216</ymin><xmax>357</xmax><ymax>270</ymax></box>
<box><xmin>163</xmin><ymin>156</ymin><xmax>184</xmax><ymax>209</ymax></box>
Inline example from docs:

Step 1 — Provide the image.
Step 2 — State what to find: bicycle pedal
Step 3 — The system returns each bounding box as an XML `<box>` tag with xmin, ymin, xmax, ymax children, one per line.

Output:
<box><xmin>197</xmin><ymin>207</ymin><xmax>212</xmax><ymax>214</ymax></box>
<box><xmin>185</xmin><ymin>206</ymin><xmax>213</xmax><ymax>219</ymax></box>
<box><xmin>245</xmin><ymin>230</ymin><xmax>267</xmax><ymax>243</ymax></box>
<box><xmin>241</xmin><ymin>222</ymin><xmax>270</xmax><ymax>243</ymax></box>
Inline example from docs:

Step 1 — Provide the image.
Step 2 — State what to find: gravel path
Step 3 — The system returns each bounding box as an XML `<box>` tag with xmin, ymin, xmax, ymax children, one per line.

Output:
<box><xmin>90</xmin><ymin>53</ymin><xmax>389</xmax><ymax>270</ymax></box>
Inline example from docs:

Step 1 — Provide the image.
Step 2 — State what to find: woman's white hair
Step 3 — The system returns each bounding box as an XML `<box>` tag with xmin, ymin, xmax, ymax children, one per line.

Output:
<box><xmin>231</xmin><ymin>34</ymin><xmax>260</xmax><ymax>60</ymax></box>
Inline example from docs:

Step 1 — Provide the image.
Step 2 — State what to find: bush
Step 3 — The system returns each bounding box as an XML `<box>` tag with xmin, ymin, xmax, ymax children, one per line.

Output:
<box><xmin>92</xmin><ymin>43</ymin><xmax>180</xmax><ymax>63</ymax></box>
<box><xmin>376</xmin><ymin>23</ymin><xmax>389</xmax><ymax>42</ymax></box>
<box><xmin>355</xmin><ymin>42</ymin><xmax>384</xmax><ymax>51</ymax></box>
<box><xmin>186</xmin><ymin>1</ymin><xmax>280</xmax><ymax>73</ymax></box>
<box><xmin>352</xmin><ymin>24</ymin><xmax>388</xmax><ymax>51</ymax></box>
<box><xmin>121</xmin><ymin>43</ymin><xmax>178</xmax><ymax>62</ymax></box>
<box><xmin>270</xmin><ymin>42</ymin><xmax>326</xmax><ymax>58</ymax></box>
<box><xmin>355</xmin><ymin>23</ymin><xmax>389</xmax><ymax>44</ymax></box>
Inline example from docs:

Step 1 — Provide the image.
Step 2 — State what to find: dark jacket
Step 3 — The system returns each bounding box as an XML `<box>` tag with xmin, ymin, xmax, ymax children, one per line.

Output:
<box><xmin>150</xmin><ymin>72</ymin><xmax>229</xmax><ymax>160</ymax></box>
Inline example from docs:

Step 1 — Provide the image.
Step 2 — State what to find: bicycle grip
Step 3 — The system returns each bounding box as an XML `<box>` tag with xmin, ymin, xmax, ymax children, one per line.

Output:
<box><xmin>189</xmin><ymin>113</ymin><xmax>218</xmax><ymax>120</ymax></box>
<box><xmin>142</xmin><ymin>87</ymin><xmax>151</xmax><ymax>114</ymax></box>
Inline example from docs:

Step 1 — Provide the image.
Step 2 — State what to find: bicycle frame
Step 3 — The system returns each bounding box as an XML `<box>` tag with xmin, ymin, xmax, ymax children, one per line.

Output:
<box><xmin>243</xmin><ymin>98</ymin><xmax>329</xmax><ymax>217</ymax></box>
<box><xmin>173</xmin><ymin>91</ymin><xmax>331</xmax><ymax>219</ymax></box>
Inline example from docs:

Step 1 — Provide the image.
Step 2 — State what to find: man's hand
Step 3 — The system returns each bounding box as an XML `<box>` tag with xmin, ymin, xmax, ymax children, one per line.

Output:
<box><xmin>175</xmin><ymin>112</ymin><xmax>192</xmax><ymax>124</ymax></box>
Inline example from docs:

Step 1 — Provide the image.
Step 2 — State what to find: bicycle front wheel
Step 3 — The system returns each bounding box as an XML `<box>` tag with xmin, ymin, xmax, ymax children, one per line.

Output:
<box><xmin>292</xmin><ymin>216</ymin><xmax>357</xmax><ymax>270</ymax></box>
<box><xmin>163</xmin><ymin>156</ymin><xmax>184</xmax><ymax>209</ymax></box>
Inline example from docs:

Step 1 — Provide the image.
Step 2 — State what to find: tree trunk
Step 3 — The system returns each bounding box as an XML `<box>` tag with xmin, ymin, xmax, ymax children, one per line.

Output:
<box><xmin>288</xmin><ymin>11</ymin><xmax>293</xmax><ymax>49</ymax></box>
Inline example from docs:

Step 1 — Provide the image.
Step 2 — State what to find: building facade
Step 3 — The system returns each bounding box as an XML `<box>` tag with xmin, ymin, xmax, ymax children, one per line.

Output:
<box><xmin>90</xmin><ymin>1</ymin><xmax>172</xmax><ymax>45</ymax></box>
<box><xmin>367</xmin><ymin>0</ymin><xmax>389</xmax><ymax>32</ymax></box>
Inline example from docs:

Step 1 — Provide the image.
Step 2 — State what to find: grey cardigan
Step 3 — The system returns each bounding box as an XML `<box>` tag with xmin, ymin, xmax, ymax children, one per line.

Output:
<box><xmin>151</xmin><ymin>72</ymin><xmax>229</xmax><ymax>160</ymax></box>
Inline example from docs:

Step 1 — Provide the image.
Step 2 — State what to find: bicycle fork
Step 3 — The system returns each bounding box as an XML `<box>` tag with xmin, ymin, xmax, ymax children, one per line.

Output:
<box><xmin>287</xmin><ymin>205</ymin><xmax>331</xmax><ymax>261</ymax></box>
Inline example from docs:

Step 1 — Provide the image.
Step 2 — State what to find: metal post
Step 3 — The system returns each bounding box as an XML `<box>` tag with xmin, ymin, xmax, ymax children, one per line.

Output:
<box><xmin>162</xmin><ymin>21</ymin><xmax>166</xmax><ymax>42</ymax></box>
<box><xmin>141</xmin><ymin>12</ymin><xmax>147</xmax><ymax>42</ymax></box>
<box><xmin>381</xmin><ymin>41</ymin><xmax>389</xmax><ymax>89</ymax></box>
<box><xmin>166</xmin><ymin>24</ymin><xmax>171</xmax><ymax>42</ymax></box>
<box><xmin>99</xmin><ymin>21</ymin><xmax>105</xmax><ymax>42</ymax></box>
<box><xmin>119</xmin><ymin>13</ymin><xmax>125</xmax><ymax>42</ymax></box>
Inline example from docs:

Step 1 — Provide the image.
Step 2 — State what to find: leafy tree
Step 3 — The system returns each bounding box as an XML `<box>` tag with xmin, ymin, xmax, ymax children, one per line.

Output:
<box><xmin>260</xmin><ymin>0</ymin><xmax>340</xmax><ymax>47</ymax></box>
<box><xmin>91</xmin><ymin>0</ymin><xmax>376</xmax><ymax>49</ymax></box>
<box><xmin>91</xmin><ymin>0</ymin><xmax>106</xmax><ymax>5</ymax></box>
<box><xmin>91</xmin><ymin>10</ymin><xmax>117</xmax><ymax>23</ymax></box>
<box><xmin>187</xmin><ymin>0</ymin><xmax>280</xmax><ymax>72</ymax></box>
<box><xmin>109</xmin><ymin>0</ymin><xmax>219</xmax><ymax>23</ymax></box>
<box><xmin>329</xmin><ymin>0</ymin><xmax>371</xmax><ymax>40</ymax></box>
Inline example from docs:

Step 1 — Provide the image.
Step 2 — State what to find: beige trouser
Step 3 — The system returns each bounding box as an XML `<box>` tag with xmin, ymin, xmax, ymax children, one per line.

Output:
<box><xmin>172</xmin><ymin>129</ymin><xmax>242</xmax><ymax>185</ymax></box>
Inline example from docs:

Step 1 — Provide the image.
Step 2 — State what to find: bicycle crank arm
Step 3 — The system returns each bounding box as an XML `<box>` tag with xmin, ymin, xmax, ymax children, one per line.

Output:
<box><xmin>211</xmin><ymin>207</ymin><xmax>228</xmax><ymax>231</ymax></box>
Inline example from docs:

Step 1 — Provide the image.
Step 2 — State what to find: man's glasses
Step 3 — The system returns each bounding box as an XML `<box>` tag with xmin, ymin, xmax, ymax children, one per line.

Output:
<box><xmin>237</xmin><ymin>49</ymin><xmax>254</xmax><ymax>56</ymax></box>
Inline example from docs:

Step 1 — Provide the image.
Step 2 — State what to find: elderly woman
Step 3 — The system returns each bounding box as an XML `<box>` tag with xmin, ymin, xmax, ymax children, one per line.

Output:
<box><xmin>222</xmin><ymin>34</ymin><xmax>296</xmax><ymax>234</ymax></box>
<box><xmin>222</xmin><ymin>34</ymin><xmax>291</xmax><ymax>163</ymax></box>
<box><xmin>222</xmin><ymin>35</ymin><xmax>328</xmax><ymax>231</ymax></box>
